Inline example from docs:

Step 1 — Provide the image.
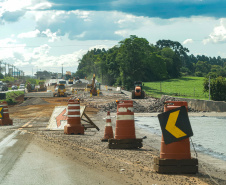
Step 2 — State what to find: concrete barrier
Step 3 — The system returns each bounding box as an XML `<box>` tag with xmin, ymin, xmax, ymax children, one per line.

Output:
<box><xmin>25</xmin><ymin>92</ymin><xmax>54</xmax><ymax>98</ymax></box>
<box><xmin>162</xmin><ymin>95</ymin><xmax>226</xmax><ymax>112</ymax></box>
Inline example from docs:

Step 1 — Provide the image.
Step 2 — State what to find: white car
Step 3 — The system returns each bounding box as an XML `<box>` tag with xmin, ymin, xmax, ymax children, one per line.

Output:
<box><xmin>19</xmin><ymin>84</ymin><xmax>25</xmax><ymax>89</ymax></box>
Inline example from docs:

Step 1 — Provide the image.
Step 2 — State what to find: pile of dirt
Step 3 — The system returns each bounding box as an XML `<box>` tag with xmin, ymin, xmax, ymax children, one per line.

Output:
<box><xmin>98</xmin><ymin>96</ymin><xmax>199</xmax><ymax>113</ymax></box>
<box><xmin>19</xmin><ymin>97</ymin><xmax>49</xmax><ymax>106</ymax></box>
<box><xmin>98</xmin><ymin>97</ymin><xmax>164</xmax><ymax>113</ymax></box>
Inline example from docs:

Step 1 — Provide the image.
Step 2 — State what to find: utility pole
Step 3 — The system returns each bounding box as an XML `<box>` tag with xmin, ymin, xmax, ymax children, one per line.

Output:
<box><xmin>0</xmin><ymin>60</ymin><xmax>2</xmax><ymax>74</ymax></box>
<box><xmin>4</xmin><ymin>62</ymin><xmax>6</xmax><ymax>77</ymax></box>
<box><xmin>8</xmin><ymin>64</ymin><xmax>10</xmax><ymax>76</ymax></box>
<box><xmin>14</xmin><ymin>66</ymin><xmax>16</xmax><ymax>78</ymax></box>
<box><xmin>17</xmin><ymin>68</ymin><xmax>19</xmax><ymax>78</ymax></box>
<box><xmin>62</xmin><ymin>64</ymin><xmax>63</xmax><ymax>79</ymax></box>
<box><xmin>11</xmin><ymin>65</ymin><xmax>13</xmax><ymax>77</ymax></box>
<box><xmin>209</xmin><ymin>76</ymin><xmax>211</xmax><ymax>100</ymax></box>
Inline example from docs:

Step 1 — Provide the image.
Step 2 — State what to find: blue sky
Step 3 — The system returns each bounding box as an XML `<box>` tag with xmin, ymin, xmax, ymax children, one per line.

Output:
<box><xmin>1</xmin><ymin>0</ymin><xmax>226</xmax><ymax>75</ymax></box>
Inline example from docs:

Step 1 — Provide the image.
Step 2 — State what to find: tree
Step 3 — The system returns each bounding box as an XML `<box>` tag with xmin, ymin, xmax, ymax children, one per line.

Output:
<box><xmin>144</xmin><ymin>52</ymin><xmax>168</xmax><ymax>81</ymax></box>
<box><xmin>116</xmin><ymin>35</ymin><xmax>151</xmax><ymax>89</ymax></box>
<box><xmin>105</xmin><ymin>46</ymin><xmax>120</xmax><ymax>85</ymax></box>
<box><xmin>155</xmin><ymin>40</ymin><xmax>188</xmax><ymax>77</ymax></box>
<box><xmin>160</xmin><ymin>47</ymin><xmax>181</xmax><ymax>78</ymax></box>
<box><xmin>204</xmin><ymin>76</ymin><xmax>226</xmax><ymax>101</ymax></box>
<box><xmin>195</xmin><ymin>61</ymin><xmax>211</xmax><ymax>76</ymax></box>
<box><xmin>0</xmin><ymin>73</ymin><xmax>4</xmax><ymax>79</ymax></box>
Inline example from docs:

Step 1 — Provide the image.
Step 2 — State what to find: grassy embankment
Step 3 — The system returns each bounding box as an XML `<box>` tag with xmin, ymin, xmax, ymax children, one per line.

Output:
<box><xmin>1</xmin><ymin>91</ymin><xmax>24</xmax><ymax>105</ymax></box>
<box><xmin>143</xmin><ymin>76</ymin><xmax>209</xmax><ymax>100</ymax></box>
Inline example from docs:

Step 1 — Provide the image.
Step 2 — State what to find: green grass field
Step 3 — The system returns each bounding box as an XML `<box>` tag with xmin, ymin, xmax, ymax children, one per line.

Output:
<box><xmin>143</xmin><ymin>76</ymin><xmax>209</xmax><ymax>100</ymax></box>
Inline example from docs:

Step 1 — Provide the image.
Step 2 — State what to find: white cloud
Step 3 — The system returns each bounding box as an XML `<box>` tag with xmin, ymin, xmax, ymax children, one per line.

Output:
<box><xmin>18</xmin><ymin>29</ymin><xmax>40</xmax><ymax>39</ymax></box>
<box><xmin>0</xmin><ymin>38</ymin><xmax>17</xmax><ymax>46</ymax></box>
<box><xmin>1</xmin><ymin>43</ymin><xmax>86</xmax><ymax>72</ymax></box>
<box><xmin>28</xmin><ymin>2</ymin><xmax>52</xmax><ymax>10</ymax></box>
<box><xmin>42</xmin><ymin>29</ymin><xmax>61</xmax><ymax>42</ymax></box>
<box><xmin>0</xmin><ymin>0</ymin><xmax>31</xmax><ymax>12</ymax></box>
<box><xmin>0</xmin><ymin>0</ymin><xmax>52</xmax><ymax>23</ymax></box>
<box><xmin>30</xmin><ymin>45</ymin><xmax>86</xmax><ymax>68</ymax></box>
<box><xmin>115</xmin><ymin>30</ymin><xmax>130</xmax><ymax>37</ymax></box>
<box><xmin>71</xmin><ymin>10</ymin><xmax>92</xmax><ymax>22</ymax></box>
<box><xmin>75</xmin><ymin>31</ymin><xmax>86</xmax><ymax>39</ymax></box>
<box><xmin>203</xmin><ymin>18</ymin><xmax>226</xmax><ymax>44</ymax></box>
<box><xmin>33</xmin><ymin>10</ymin><xmax>149</xmax><ymax>41</ymax></box>
<box><xmin>183</xmin><ymin>39</ymin><xmax>194</xmax><ymax>45</ymax></box>
<box><xmin>0</xmin><ymin>0</ymin><xmax>52</xmax><ymax>12</ymax></box>
<box><xmin>0</xmin><ymin>38</ymin><xmax>26</xmax><ymax>59</ymax></box>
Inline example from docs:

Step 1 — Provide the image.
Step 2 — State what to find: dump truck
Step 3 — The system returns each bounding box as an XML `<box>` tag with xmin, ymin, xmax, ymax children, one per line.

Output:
<box><xmin>132</xmin><ymin>81</ymin><xmax>145</xmax><ymax>99</ymax></box>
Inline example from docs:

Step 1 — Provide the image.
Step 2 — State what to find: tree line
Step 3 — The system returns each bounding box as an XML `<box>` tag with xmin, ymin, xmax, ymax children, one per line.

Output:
<box><xmin>75</xmin><ymin>35</ymin><xmax>226</xmax><ymax>91</ymax></box>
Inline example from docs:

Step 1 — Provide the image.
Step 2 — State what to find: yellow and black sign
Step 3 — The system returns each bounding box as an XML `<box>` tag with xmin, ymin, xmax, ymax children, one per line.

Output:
<box><xmin>158</xmin><ymin>106</ymin><xmax>193</xmax><ymax>144</ymax></box>
<box><xmin>0</xmin><ymin>105</ymin><xmax>3</xmax><ymax>119</ymax></box>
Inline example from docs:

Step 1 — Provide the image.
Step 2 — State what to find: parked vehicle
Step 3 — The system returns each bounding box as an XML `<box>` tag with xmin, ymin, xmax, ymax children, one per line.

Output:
<box><xmin>19</xmin><ymin>84</ymin><xmax>25</xmax><ymax>89</ymax></box>
<box><xmin>0</xmin><ymin>82</ymin><xmax>8</xmax><ymax>91</ymax></box>
<box><xmin>11</xmin><ymin>85</ymin><xmax>18</xmax><ymax>90</ymax></box>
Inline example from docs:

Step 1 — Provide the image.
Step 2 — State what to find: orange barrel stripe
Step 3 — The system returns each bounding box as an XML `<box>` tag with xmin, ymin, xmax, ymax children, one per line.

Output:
<box><xmin>64</xmin><ymin>99</ymin><xmax>84</xmax><ymax>135</ymax></box>
<box><xmin>102</xmin><ymin>111</ymin><xmax>114</xmax><ymax>140</ymax></box>
<box><xmin>106</xmin><ymin>111</ymin><xmax>112</xmax><ymax>126</ymax></box>
<box><xmin>2</xmin><ymin>102</ymin><xmax>9</xmax><ymax>119</ymax></box>
<box><xmin>116</xmin><ymin>100</ymin><xmax>133</xmax><ymax>111</ymax></box>
<box><xmin>160</xmin><ymin>101</ymin><xmax>191</xmax><ymax>160</ymax></box>
<box><xmin>164</xmin><ymin>101</ymin><xmax>188</xmax><ymax>112</ymax></box>
<box><xmin>115</xmin><ymin>101</ymin><xmax>136</xmax><ymax>139</ymax></box>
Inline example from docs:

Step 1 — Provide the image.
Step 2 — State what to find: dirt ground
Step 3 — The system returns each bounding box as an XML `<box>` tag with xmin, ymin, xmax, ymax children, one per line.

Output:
<box><xmin>8</xmin><ymin>93</ymin><xmax>226</xmax><ymax>185</ymax></box>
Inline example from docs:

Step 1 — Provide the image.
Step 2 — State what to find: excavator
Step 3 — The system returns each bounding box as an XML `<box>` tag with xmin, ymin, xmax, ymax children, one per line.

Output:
<box><xmin>27</xmin><ymin>82</ymin><xmax>36</xmax><ymax>92</ymax></box>
<box><xmin>132</xmin><ymin>81</ymin><xmax>145</xmax><ymax>99</ymax></box>
<box><xmin>88</xmin><ymin>74</ymin><xmax>97</xmax><ymax>96</ymax></box>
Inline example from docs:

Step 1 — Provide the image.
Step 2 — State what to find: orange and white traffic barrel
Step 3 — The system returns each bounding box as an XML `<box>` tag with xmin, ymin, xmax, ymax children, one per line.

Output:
<box><xmin>101</xmin><ymin>111</ymin><xmax>114</xmax><ymax>142</ymax></box>
<box><xmin>160</xmin><ymin>101</ymin><xmax>191</xmax><ymax>159</ymax></box>
<box><xmin>164</xmin><ymin>101</ymin><xmax>188</xmax><ymax>112</ymax></box>
<box><xmin>115</xmin><ymin>100</ymin><xmax>136</xmax><ymax>139</ymax></box>
<box><xmin>64</xmin><ymin>99</ymin><xmax>84</xmax><ymax>135</ymax></box>
<box><xmin>0</xmin><ymin>101</ymin><xmax>13</xmax><ymax>126</ymax></box>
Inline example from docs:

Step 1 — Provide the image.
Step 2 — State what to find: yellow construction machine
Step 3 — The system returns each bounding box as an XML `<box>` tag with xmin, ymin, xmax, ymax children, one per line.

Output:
<box><xmin>90</xmin><ymin>74</ymin><xmax>97</xmax><ymax>96</ymax></box>
<box><xmin>38</xmin><ymin>81</ymin><xmax>47</xmax><ymax>91</ymax></box>
<box><xmin>132</xmin><ymin>81</ymin><xmax>145</xmax><ymax>99</ymax></box>
<box><xmin>27</xmin><ymin>82</ymin><xmax>36</xmax><ymax>92</ymax></box>
<box><xmin>68</xmin><ymin>78</ymin><xmax>73</xmax><ymax>84</ymax></box>
<box><xmin>55</xmin><ymin>82</ymin><xmax>67</xmax><ymax>97</ymax></box>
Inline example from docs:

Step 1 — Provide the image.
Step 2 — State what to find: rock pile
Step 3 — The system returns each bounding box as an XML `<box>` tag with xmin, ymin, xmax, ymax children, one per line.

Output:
<box><xmin>99</xmin><ymin>96</ymin><xmax>198</xmax><ymax>113</ymax></box>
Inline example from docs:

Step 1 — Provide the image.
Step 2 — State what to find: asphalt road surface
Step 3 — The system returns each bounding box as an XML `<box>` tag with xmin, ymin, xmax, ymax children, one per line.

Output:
<box><xmin>0</xmin><ymin>121</ymin><xmax>124</xmax><ymax>185</ymax></box>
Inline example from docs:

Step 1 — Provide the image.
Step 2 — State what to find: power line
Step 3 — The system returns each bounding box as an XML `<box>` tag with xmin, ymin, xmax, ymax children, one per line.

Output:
<box><xmin>0</xmin><ymin>43</ymin><xmax>117</xmax><ymax>49</ymax></box>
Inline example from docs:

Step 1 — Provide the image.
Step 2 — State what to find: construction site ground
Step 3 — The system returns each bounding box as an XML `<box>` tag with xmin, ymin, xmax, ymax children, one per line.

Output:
<box><xmin>7</xmin><ymin>92</ymin><xmax>226</xmax><ymax>185</ymax></box>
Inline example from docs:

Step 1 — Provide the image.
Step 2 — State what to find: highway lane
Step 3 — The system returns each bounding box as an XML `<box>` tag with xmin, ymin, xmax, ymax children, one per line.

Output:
<box><xmin>0</xmin><ymin>119</ymin><xmax>125</xmax><ymax>185</ymax></box>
